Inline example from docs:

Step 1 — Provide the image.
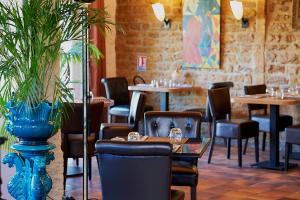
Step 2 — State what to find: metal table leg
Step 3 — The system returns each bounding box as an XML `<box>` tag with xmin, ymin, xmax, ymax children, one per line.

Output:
<box><xmin>252</xmin><ymin>105</ymin><xmax>297</xmax><ymax>170</ymax></box>
<box><xmin>160</xmin><ymin>92</ymin><xmax>169</xmax><ymax>111</ymax></box>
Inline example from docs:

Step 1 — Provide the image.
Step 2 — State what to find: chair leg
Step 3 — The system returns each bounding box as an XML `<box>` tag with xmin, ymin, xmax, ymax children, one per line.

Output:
<box><xmin>88</xmin><ymin>157</ymin><xmax>92</xmax><ymax>181</ymax></box>
<box><xmin>76</xmin><ymin>158</ymin><xmax>79</xmax><ymax>166</ymax></box>
<box><xmin>227</xmin><ymin>138</ymin><xmax>231</xmax><ymax>159</ymax></box>
<box><xmin>208</xmin><ymin>135</ymin><xmax>216</xmax><ymax>164</ymax></box>
<box><xmin>262</xmin><ymin>132</ymin><xmax>267</xmax><ymax>151</ymax></box>
<box><xmin>285</xmin><ymin>143</ymin><xmax>291</xmax><ymax>171</ymax></box>
<box><xmin>254</xmin><ymin>136</ymin><xmax>259</xmax><ymax>163</ymax></box>
<box><xmin>63</xmin><ymin>157</ymin><xmax>68</xmax><ymax>192</ymax></box>
<box><xmin>243</xmin><ymin>139</ymin><xmax>248</xmax><ymax>155</ymax></box>
<box><xmin>208</xmin><ymin>122</ymin><xmax>212</xmax><ymax>138</ymax></box>
<box><xmin>191</xmin><ymin>186</ymin><xmax>196</xmax><ymax>200</ymax></box>
<box><xmin>223</xmin><ymin>138</ymin><xmax>227</xmax><ymax>147</ymax></box>
<box><xmin>238</xmin><ymin>139</ymin><xmax>242</xmax><ymax>167</ymax></box>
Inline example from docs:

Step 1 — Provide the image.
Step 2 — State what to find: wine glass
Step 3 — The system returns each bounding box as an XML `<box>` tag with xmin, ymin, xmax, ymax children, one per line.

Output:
<box><xmin>169</xmin><ymin>128</ymin><xmax>182</xmax><ymax>145</ymax></box>
<box><xmin>128</xmin><ymin>132</ymin><xmax>140</xmax><ymax>141</ymax></box>
<box><xmin>266</xmin><ymin>87</ymin><xmax>275</xmax><ymax>97</ymax></box>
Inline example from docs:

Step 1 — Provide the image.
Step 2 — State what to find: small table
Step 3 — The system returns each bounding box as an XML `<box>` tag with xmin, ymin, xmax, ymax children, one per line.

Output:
<box><xmin>232</xmin><ymin>94</ymin><xmax>300</xmax><ymax>170</ymax></box>
<box><xmin>109</xmin><ymin>136</ymin><xmax>210</xmax><ymax>158</ymax></box>
<box><xmin>128</xmin><ymin>85</ymin><xmax>201</xmax><ymax>111</ymax></box>
<box><xmin>91</xmin><ymin>97</ymin><xmax>114</xmax><ymax>108</ymax></box>
<box><xmin>75</xmin><ymin>97</ymin><xmax>114</xmax><ymax>122</ymax></box>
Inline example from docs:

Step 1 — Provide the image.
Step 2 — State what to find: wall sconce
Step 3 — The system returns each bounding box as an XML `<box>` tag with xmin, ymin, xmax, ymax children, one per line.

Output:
<box><xmin>230</xmin><ymin>0</ymin><xmax>249</xmax><ymax>28</ymax></box>
<box><xmin>152</xmin><ymin>3</ymin><xmax>171</xmax><ymax>29</ymax></box>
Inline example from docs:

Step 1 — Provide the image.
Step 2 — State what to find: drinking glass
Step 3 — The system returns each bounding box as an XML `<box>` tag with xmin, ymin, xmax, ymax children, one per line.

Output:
<box><xmin>266</xmin><ymin>87</ymin><xmax>275</xmax><ymax>97</ymax></box>
<box><xmin>169</xmin><ymin>128</ymin><xmax>182</xmax><ymax>145</ymax></box>
<box><xmin>279</xmin><ymin>88</ymin><xmax>285</xmax><ymax>99</ymax></box>
<box><xmin>128</xmin><ymin>132</ymin><xmax>140</xmax><ymax>141</ymax></box>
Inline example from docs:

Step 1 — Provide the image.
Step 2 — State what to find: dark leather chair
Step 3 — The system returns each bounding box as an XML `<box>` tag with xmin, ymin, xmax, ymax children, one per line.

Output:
<box><xmin>61</xmin><ymin>102</ymin><xmax>103</xmax><ymax>191</ymax></box>
<box><xmin>185</xmin><ymin>81</ymin><xmax>234</xmax><ymax>137</ymax></box>
<box><xmin>133</xmin><ymin>75</ymin><xmax>154</xmax><ymax>112</ymax></box>
<box><xmin>285</xmin><ymin>125</ymin><xmax>300</xmax><ymax>171</ymax></box>
<box><xmin>243</xmin><ymin>84</ymin><xmax>293</xmax><ymax>154</ymax></box>
<box><xmin>133</xmin><ymin>75</ymin><xmax>146</xmax><ymax>85</ymax></box>
<box><xmin>101</xmin><ymin>77</ymin><xmax>153</xmax><ymax>123</ymax></box>
<box><xmin>99</xmin><ymin>91</ymin><xmax>146</xmax><ymax>139</ymax></box>
<box><xmin>144</xmin><ymin>111</ymin><xmax>202</xmax><ymax>200</ymax></box>
<box><xmin>208</xmin><ymin>87</ymin><xmax>259</xmax><ymax>167</ymax></box>
<box><xmin>95</xmin><ymin>141</ymin><xmax>185</xmax><ymax>200</ymax></box>
<box><xmin>101</xmin><ymin>77</ymin><xmax>130</xmax><ymax>122</ymax></box>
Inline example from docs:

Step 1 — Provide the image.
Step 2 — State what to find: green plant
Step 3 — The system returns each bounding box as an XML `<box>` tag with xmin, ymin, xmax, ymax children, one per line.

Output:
<box><xmin>60</xmin><ymin>41</ymin><xmax>102</xmax><ymax>84</ymax></box>
<box><xmin>0</xmin><ymin>0</ymin><xmax>115</xmax><ymax>149</ymax></box>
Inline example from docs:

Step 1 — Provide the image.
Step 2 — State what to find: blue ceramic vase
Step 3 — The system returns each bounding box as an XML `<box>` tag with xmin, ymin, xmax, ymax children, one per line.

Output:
<box><xmin>2</xmin><ymin>100</ymin><xmax>61</xmax><ymax>199</ymax></box>
<box><xmin>5</xmin><ymin>100</ymin><xmax>60</xmax><ymax>145</ymax></box>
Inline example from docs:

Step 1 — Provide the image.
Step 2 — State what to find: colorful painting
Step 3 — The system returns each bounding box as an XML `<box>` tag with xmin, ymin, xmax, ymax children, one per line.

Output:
<box><xmin>182</xmin><ymin>0</ymin><xmax>220</xmax><ymax>69</ymax></box>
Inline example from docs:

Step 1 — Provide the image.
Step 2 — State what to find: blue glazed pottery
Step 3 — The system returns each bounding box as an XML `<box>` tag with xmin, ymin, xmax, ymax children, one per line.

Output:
<box><xmin>3</xmin><ymin>144</ymin><xmax>55</xmax><ymax>200</ymax></box>
<box><xmin>5</xmin><ymin>100</ymin><xmax>60</xmax><ymax>145</ymax></box>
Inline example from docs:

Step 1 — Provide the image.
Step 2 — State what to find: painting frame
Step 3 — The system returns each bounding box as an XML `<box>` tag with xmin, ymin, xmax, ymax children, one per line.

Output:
<box><xmin>292</xmin><ymin>0</ymin><xmax>300</xmax><ymax>29</ymax></box>
<box><xmin>182</xmin><ymin>0</ymin><xmax>221</xmax><ymax>69</ymax></box>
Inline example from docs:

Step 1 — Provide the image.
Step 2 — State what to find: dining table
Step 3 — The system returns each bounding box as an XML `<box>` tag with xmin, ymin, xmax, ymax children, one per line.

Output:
<box><xmin>232</xmin><ymin>94</ymin><xmax>300</xmax><ymax>170</ymax></box>
<box><xmin>109</xmin><ymin>136</ymin><xmax>210</xmax><ymax>158</ymax></box>
<box><xmin>128</xmin><ymin>84</ymin><xmax>201</xmax><ymax>111</ymax></box>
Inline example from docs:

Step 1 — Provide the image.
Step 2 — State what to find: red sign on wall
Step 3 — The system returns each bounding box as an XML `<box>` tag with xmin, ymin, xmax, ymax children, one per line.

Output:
<box><xmin>137</xmin><ymin>56</ymin><xmax>147</xmax><ymax>72</ymax></box>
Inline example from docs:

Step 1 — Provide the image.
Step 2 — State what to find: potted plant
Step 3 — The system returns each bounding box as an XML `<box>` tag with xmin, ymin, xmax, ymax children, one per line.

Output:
<box><xmin>0</xmin><ymin>0</ymin><xmax>115</xmax><ymax>199</ymax></box>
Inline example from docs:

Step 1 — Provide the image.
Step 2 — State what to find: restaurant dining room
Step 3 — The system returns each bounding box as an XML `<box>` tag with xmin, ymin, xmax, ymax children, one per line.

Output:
<box><xmin>1</xmin><ymin>0</ymin><xmax>300</xmax><ymax>199</ymax></box>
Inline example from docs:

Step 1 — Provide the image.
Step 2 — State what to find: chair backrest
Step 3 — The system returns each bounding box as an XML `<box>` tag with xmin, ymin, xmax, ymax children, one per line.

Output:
<box><xmin>96</xmin><ymin>141</ymin><xmax>172</xmax><ymax>200</ymax></box>
<box><xmin>128</xmin><ymin>91</ymin><xmax>146</xmax><ymax>129</ymax></box>
<box><xmin>244</xmin><ymin>84</ymin><xmax>267</xmax><ymax>114</ymax></box>
<box><xmin>61</xmin><ymin>102</ymin><xmax>104</xmax><ymax>135</ymax></box>
<box><xmin>101</xmin><ymin>77</ymin><xmax>130</xmax><ymax>106</ymax></box>
<box><xmin>133</xmin><ymin>75</ymin><xmax>146</xmax><ymax>85</ymax></box>
<box><xmin>208</xmin><ymin>87</ymin><xmax>231</xmax><ymax>121</ymax></box>
<box><xmin>144</xmin><ymin>111</ymin><xmax>202</xmax><ymax>140</ymax></box>
<box><xmin>204</xmin><ymin>82</ymin><xmax>234</xmax><ymax>122</ymax></box>
<box><xmin>61</xmin><ymin>102</ymin><xmax>104</xmax><ymax>157</ymax></box>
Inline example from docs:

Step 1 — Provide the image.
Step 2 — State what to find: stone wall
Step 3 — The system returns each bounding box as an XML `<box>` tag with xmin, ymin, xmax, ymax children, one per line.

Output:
<box><xmin>115</xmin><ymin>0</ymin><xmax>300</xmax><ymax>124</ymax></box>
<box><xmin>266</xmin><ymin>0</ymin><xmax>300</xmax><ymax>123</ymax></box>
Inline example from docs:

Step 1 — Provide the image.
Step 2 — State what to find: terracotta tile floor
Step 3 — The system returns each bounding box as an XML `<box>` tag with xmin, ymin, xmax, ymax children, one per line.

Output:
<box><xmin>66</xmin><ymin>144</ymin><xmax>300</xmax><ymax>200</ymax></box>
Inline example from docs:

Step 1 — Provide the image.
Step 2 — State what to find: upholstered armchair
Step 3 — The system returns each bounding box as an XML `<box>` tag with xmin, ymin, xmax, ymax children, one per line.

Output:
<box><xmin>144</xmin><ymin>111</ymin><xmax>202</xmax><ymax>200</ymax></box>
<box><xmin>96</xmin><ymin>141</ymin><xmax>185</xmax><ymax>200</ymax></box>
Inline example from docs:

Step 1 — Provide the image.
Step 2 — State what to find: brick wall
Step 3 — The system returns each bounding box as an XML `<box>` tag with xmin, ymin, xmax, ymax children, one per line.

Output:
<box><xmin>115</xmin><ymin>0</ymin><xmax>300</xmax><ymax>123</ymax></box>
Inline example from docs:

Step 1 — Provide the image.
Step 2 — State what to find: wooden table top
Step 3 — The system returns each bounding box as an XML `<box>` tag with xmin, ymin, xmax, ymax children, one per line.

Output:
<box><xmin>108</xmin><ymin>136</ymin><xmax>210</xmax><ymax>158</ymax></box>
<box><xmin>74</xmin><ymin>97</ymin><xmax>114</xmax><ymax>107</ymax></box>
<box><xmin>232</xmin><ymin>94</ymin><xmax>300</xmax><ymax>106</ymax></box>
<box><xmin>128</xmin><ymin>85</ymin><xmax>201</xmax><ymax>93</ymax></box>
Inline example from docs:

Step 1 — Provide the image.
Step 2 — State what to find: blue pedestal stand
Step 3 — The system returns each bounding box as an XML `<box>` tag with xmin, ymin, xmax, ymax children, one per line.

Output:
<box><xmin>2</xmin><ymin>143</ymin><xmax>55</xmax><ymax>200</ymax></box>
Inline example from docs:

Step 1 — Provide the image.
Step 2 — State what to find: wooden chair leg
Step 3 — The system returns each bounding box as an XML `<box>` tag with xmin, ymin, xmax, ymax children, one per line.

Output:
<box><xmin>255</xmin><ymin>136</ymin><xmax>259</xmax><ymax>163</ymax></box>
<box><xmin>76</xmin><ymin>158</ymin><xmax>79</xmax><ymax>166</ymax></box>
<box><xmin>88</xmin><ymin>157</ymin><xmax>92</xmax><ymax>180</ymax></box>
<box><xmin>262</xmin><ymin>132</ymin><xmax>267</xmax><ymax>151</ymax></box>
<box><xmin>238</xmin><ymin>139</ymin><xmax>242</xmax><ymax>167</ymax></box>
<box><xmin>285</xmin><ymin>143</ymin><xmax>291</xmax><ymax>171</ymax></box>
<box><xmin>243</xmin><ymin>139</ymin><xmax>248</xmax><ymax>155</ymax></box>
<box><xmin>63</xmin><ymin>157</ymin><xmax>68</xmax><ymax>192</ymax></box>
<box><xmin>208</xmin><ymin>135</ymin><xmax>216</xmax><ymax>164</ymax></box>
<box><xmin>191</xmin><ymin>186</ymin><xmax>196</xmax><ymax>200</ymax></box>
<box><xmin>227</xmin><ymin>138</ymin><xmax>231</xmax><ymax>159</ymax></box>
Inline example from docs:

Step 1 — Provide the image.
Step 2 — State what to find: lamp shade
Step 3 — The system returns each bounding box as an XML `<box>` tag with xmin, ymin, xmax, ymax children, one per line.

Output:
<box><xmin>230</xmin><ymin>0</ymin><xmax>243</xmax><ymax>20</ymax></box>
<box><xmin>152</xmin><ymin>3</ymin><xmax>165</xmax><ymax>22</ymax></box>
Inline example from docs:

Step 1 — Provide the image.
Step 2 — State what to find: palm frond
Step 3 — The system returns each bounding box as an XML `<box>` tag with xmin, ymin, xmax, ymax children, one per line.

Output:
<box><xmin>0</xmin><ymin>0</ymin><xmax>118</xmax><ymax>150</ymax></box>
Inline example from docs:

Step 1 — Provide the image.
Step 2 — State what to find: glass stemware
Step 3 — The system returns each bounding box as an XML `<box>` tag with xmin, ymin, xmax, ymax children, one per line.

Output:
<box><xmin>169</xmin><ymin>128</ymin><xmax>182</xmax><ymax>145</ymax></box>
<box><xmin>128</xmin><ymin>132</ymin><xmax>140</xmax><ymax>141</ymax></box>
